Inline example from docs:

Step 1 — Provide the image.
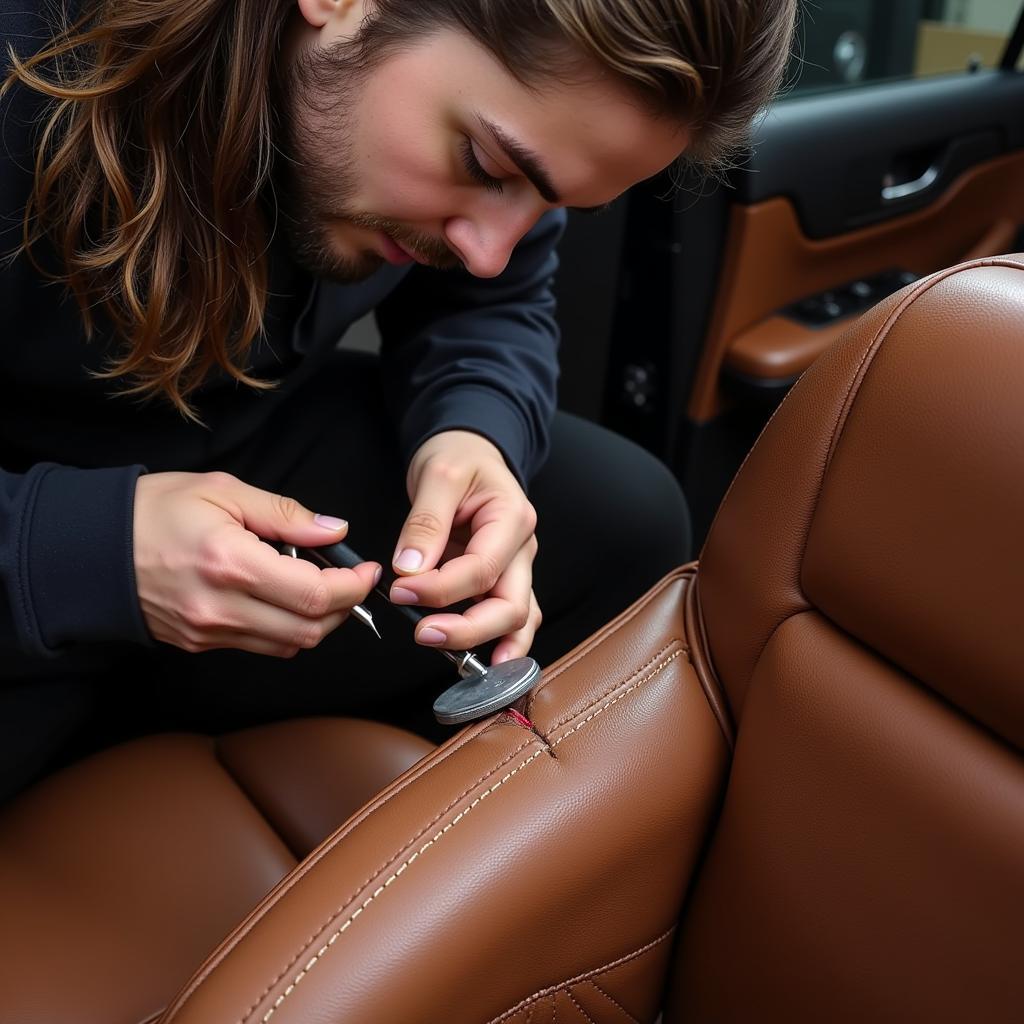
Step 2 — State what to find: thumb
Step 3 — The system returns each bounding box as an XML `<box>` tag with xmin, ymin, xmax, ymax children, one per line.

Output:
<box><xmin>216</xmin><ymin>478</ymin><xmax>351</xmax><ymax>547</ymax></box>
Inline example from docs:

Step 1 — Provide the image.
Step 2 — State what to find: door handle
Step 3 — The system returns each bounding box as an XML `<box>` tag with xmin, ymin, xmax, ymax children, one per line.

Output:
<box><xmin>881</xmin><ymin>164</ymin><xmax>939</xmax><ymax>202</ymax></box>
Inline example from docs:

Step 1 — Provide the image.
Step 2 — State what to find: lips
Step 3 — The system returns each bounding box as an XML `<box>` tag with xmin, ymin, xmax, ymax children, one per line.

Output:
<box><xmin>378</xmin><ymin>231</ymin><xmax>414</xmax><ymax>266</ymax></box>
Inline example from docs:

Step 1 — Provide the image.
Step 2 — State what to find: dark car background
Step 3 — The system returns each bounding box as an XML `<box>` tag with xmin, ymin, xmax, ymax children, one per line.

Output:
<box><xmin>548</xmin><ymin>0</ymin><xmax>1024</xmax><ymax>544</ymax></box>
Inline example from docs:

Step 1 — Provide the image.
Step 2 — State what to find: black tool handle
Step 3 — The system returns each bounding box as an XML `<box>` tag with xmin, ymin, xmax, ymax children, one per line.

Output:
<box><xmin>306</xmin><ymin>540</ymin><xmax>362</xmax><ymax>570</ymax></box>
<box><xmin>297</xmin><ymin>541</ymin><xmax>489</xmax><ymax>680</ymax></box>
<box><xmin>297</xmin><ymin>542</ymin><xmax>427</xmax><ymax>626</ymax></box>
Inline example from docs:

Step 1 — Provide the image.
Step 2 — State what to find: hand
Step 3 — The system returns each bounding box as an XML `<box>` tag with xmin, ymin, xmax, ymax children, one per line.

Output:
<box><xmin>133</xmin><ymin>472</ymin><xmax>381</xmax><ymax>657</ymax></box>
<box><xmin>389</xmin><ymin>431</ymin><xmax>541</xmax><ymax>663</ymax></box>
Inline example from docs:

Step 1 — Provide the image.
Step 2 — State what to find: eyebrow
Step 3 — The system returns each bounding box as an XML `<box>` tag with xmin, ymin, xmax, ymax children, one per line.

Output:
<box><xmin>475</xmin><ymin>114</ymin><xmax>613</xmax><ymax>215</ymax></box>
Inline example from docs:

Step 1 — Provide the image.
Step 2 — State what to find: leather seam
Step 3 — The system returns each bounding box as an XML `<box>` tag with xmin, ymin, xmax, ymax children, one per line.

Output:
<box><xmin>685</xmin><ymin>575</ymin><xmax>734</xmax><ymax>748</ymax></box>
<box><xmin>484</xmin><ymin>927</ymin><xmax>675</xmax><ymax>1024</ymax></box>
<box><xmin>787</xmin><ymin>263</ymin><xmax>1019</xmax><ymax>638</ymax></box>
<box><xmin>544</xmin><ymin>640</ymin><xmax>685</xmax><ymax>735</ymax></box>
<box><xmin>234</xmin><ymin>641</ymin><xmax>685</xmax><ymax>1024</ymax></box>
<box><xmin>164</xmin><ymin>725</ymin><xmax>494</xmax><ymax>1018</ymax></box>
<box><xmin>567</xmin><ymin>989</ymin><xmax>597</xmax><ymax>1024</ymax></box>
<box><xmin>703</xmin><ymin>257</ymin><xmax>1024</xmax><ymax>565</ymax></box>
<box><xmin>526</xmin><ymin>569</ymin><xmax>691</xmax><ymax>716</ymax></box>
<box><xmin>247</xmin><ymin>648</ymin><xmax>683</xmax><ymax>1024</ymax></box>
<box><xmin>229</xmin><ymin>735</ymin><xmax>540</xmax><ymax>1024</ymax></box>
<box><xmin>252</xmin><ymin>744</ymin><xmax>551</xmax><ymax>1024</ymax></box>
<box><xmin>587</xmin><ymin>979</ymin><xmax>640</xmax><ymax>1024</ymax></box>
<box><xmin>548</xmin><ymin>648</ymin><xmax>684</xmax><ymax>748</ymax></box>
<box><xmin>824</xmin><ymin>258</ymin><xmax>1024</xmax><ymax>477</ymax></box>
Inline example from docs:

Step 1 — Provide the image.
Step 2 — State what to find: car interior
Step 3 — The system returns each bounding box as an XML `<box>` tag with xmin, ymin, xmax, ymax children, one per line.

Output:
<box><xmin>2</xmin><ymin>2</ymin><xmax>1023</xmax><ymax>1022</ymax></box>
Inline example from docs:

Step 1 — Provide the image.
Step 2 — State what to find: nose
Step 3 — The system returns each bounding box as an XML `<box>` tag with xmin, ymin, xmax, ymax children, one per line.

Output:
<box><xmin>443</xmin><ymin>201</ymin><xmax>544</xmax><ymax>279</ymax></box>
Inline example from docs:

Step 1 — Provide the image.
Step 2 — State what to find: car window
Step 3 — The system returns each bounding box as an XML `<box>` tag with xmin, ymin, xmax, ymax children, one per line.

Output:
<box><xmin>788</xmin><ymin>0</ymin><xmax>1024</xmax><ymax>95</ymax></box>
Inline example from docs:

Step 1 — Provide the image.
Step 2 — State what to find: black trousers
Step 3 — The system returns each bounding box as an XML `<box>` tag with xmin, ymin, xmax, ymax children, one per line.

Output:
<box><xmin>1</xmin><ymin>352</ymin><xmax>691</xmax><ymax>802</ymax></box>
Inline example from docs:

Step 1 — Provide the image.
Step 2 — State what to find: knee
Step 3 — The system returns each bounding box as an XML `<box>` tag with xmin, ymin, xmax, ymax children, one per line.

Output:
<box><xmin>603</xmin><ymin>440</ymin><xmax>692</xmax><ymax>567</ymax></box>
<box><xmin>536</xmin><ymin>415</ymin><xmax>691</xmax><ymax>571</ymax></box>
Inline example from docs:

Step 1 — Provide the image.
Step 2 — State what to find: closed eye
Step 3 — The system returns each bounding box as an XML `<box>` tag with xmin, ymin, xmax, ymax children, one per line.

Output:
<box><xmin>460</xmin><ymin>136</ymin><xmax>505</xmax><ymax>194</ymax></box>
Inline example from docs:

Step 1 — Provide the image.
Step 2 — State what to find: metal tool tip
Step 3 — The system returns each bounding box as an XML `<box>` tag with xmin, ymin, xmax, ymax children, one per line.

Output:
<box><xmin>351</xmin><ymin>604</ymin><xmax>381</xmax><ymax>639</ymax></box>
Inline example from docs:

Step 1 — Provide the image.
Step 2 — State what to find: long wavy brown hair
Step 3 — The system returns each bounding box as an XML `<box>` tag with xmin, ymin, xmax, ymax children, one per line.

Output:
<box><xmin>3</xmin><ymin>0</ymin><xmax>795</xmax><ymax>418</ymax></box>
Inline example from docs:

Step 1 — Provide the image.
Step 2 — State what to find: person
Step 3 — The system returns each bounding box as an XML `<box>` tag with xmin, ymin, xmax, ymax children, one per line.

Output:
<box><xmin>0</xmin><ymin>0</ymin><xmax>797</xmax><ymax>802</ymax></box>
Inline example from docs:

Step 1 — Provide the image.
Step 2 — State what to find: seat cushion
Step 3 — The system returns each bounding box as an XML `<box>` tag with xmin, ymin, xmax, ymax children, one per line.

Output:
<box><xmin>0</xmin><ymin>718</ymin><xmax>433</xmax><ymax>1024</ymax></box>
<box><xmin>218</xmin><ymin>717</ymin><xmax>438</xmax><ymax>858</ymax></box>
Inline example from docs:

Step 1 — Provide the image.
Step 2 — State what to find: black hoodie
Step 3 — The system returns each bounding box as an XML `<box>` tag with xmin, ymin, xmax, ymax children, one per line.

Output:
<box><xmin>0</xmin><ymin>1</ymin><xmax>563</xmax><ymax>671</ymax></box>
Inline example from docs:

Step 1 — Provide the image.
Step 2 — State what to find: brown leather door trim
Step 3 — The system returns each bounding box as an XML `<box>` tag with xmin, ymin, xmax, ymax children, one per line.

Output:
<box><xmin>689</xmin><ymin>149</ymin><xmax>1024</xmax><ymax>421</ymax></box>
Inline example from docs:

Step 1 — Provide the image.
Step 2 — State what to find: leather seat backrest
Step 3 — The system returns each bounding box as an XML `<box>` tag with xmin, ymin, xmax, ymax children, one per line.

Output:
<box><xmin>667</xmin><ymin>256</ymin><xmax>1024</xmax><ymax>1023</ymax></box>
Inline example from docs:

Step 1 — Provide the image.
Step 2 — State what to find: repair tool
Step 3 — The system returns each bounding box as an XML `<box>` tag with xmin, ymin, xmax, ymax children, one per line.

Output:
<box><xmin>279</xmin><ymin>544</ymin><xmax>381</xmax><ymax>639</ymax></box>
<box><xmin>289</xmin><ymin>539</ymin><xmax>543</xmax><ymax>724</ymax></box>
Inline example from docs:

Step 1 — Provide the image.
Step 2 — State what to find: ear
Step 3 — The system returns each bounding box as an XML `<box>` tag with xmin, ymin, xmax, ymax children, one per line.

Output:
<box><xmin>295</xmin><ymin>0</ymin><xmax>363</xmax><ymax>31</ymax></box>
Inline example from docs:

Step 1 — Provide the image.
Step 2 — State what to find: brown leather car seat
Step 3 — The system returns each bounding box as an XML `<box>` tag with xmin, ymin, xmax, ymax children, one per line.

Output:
<box><xmin>1</xmin><ymin>255</ymin><xmax>1022</xmax><ymax>1023</ymax></box>
<box><xmin>667</xmin><ymin>253</ymin><xmax>1024</xmax><ymax>1022</ymax></box>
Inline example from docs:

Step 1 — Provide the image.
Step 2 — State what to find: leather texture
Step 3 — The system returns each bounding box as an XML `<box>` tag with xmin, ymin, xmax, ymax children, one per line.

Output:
<box><xmin>0</xmin><ymin>722</ymin><xmax>430</xmax><ymax>1024</ymax></box>
<box><xmin>800</xmin><ymin>264</ymin><xmax>1024</xmax><ymax>748</ymax></box>
<box><xmin>218</xmin><ymin>718</ymin><xmax>435</xmax><ymax>857</ymax></box>
<box><xmin>490</xmin><ymin>927</ymin><xmax>675</xmax><ymax>1024</ymax></box>
<box><xmin>670</xmin><ymin>255</ymin><xmax>1024</xmax><ymax>1023</ymax></box>
<box><xmin>160</xmin><ymin>569</ymin><xmax>728</xmax><ymax>1024</ymax></box>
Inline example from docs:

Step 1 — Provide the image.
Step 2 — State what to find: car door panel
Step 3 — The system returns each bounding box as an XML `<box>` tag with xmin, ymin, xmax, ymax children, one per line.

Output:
<box><xmin>691</xmin><ymin>146</ymin><xmax>1024</xmax><ymax>420</ymax></box>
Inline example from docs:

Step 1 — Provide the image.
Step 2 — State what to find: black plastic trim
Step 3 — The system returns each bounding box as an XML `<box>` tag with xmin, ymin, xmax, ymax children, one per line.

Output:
<box><xmin>739</xmin><ymin>70</ymin><xmax>1024</xmax><ymax>238</ymax></box>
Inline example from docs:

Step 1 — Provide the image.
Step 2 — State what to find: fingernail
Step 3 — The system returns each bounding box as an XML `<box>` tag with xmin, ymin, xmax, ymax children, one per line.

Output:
<box><xmin>373</xmin><ymin>565</ymin><xmax>383</xmax><ymax>587</ymax></box>
<box><xmin>314</xmin><ymin>514</ymin><xmax>347</xmax><ymax>531</ymax></box>
<box><xmin>394</xmin><ymin>548</ymin><xmax>423</xmax><ymax>572</ymax></box>
<box><xmin>418</xmin><ymin>627</ymin><xmax>447</xmax><ymax>645</ymax></box>
<box><xmin>391</xmin><ymin>586</ymin><xmax>419</xmax><ymax>605</ymax></box>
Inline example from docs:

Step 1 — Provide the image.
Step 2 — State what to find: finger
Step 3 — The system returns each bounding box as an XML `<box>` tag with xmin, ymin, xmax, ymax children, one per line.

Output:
<box><xmin>162</xmin><ymin>600</ymin><xmax>350</xmax><ymax>656</ymax></box>
<box><xmin>201</xmin><ymin>472</ymin><xmax>355</xmax><ymax>549</ymax></box>
<box><xmin>196</xmin><ymin>597</ymin><xmax>350</xmax><ymax>651</ymax></box>
<box><xmin>492</xmin><ymin>592</ymin><xmax>543</xmax><ymax>664</ymax></box>
<box><xmin>413</xmin><ymin>544</ymin><xmax>535</xmax><ymax>650</ymax></box>
<box><xmin>201</xmin><ymin>531</ymin><xmax>381</xmax><ymax>618</ymax></box>
<box><xmin>393</xmin><ymin>523</ymin><xmax>536</xmax><ymax>610</ymax></box>
<box><xmin>187</xmin><ymin>630</ymin><xmax>324</xmax><ymax>658</ymax></box>
<box><xmin>391</xmin><ymin>465</ymin><xmax>465</xmax><ymax>577</ymax></box>
<box><xmin>183</xmin><ymin>628</ymin><xmax>334</xmax><ymax>659</ymax></box>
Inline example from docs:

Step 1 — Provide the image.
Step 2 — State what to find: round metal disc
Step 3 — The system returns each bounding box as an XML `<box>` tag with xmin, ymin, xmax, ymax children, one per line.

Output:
<box><xmin>433</xmin><ymin>657</ymin><xmax>542</xmax><ymax>725</ymax></box>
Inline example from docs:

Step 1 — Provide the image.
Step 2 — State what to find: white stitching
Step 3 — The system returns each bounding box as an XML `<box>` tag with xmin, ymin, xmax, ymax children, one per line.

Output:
<box><xmin>527</xmin><ymin>571</ymin><xmax>691</xmax><ymax>716</ymax></box>
<box><xmin>257</xmin><ymin>647</ymin><xmax>683</xmax><ymax>1022</ymax></box>
<box><xmin>550</xmin><ymin>649</ymin><xmax>684</xmax><ymax>749</ymax></box>
<box><xmin>567</xmin><ymin>988</ymin><xmax>597</xmax><ymax>1024</ymax></box>
<box><xmin>486</xmin><ymin>928</ymin><xmax>675</xmax><ymax>1024</ymax></box>
<box><xmin>259</xmin><ymin>745</ymin><xmax>548</xmax><ymax>1022</ymax></box>
<box><xmin>235</xmin><ymin>735</ymin><xmax>539</xmax><ymax>1023</ymax></box>
<box><xmin>587</xmin><ymin>980</ymin><xmax>639</xmax><ymax>1024</ymax></box>
<box><xmin>545</xmin><ymin>641</ymin><xmax>683</xmax><ymax>734</ymax></box>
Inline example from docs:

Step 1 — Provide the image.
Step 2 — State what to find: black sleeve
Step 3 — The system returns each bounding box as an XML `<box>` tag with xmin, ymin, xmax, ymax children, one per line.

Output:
<box><xmin>374</xmin><ymin>209</ymin><xmax>566</xmax><ymax>486</ymax></box>
<box><xmin>0</xmin><ymin>462</ymin><xmax>151</xmax><ymax>655</ymax></box>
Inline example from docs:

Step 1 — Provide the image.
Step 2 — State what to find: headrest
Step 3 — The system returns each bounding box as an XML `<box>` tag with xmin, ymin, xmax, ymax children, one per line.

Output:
<box><xmin>698</xmin><ymin>255</ymin><xmax>1024</xmax><ymax>749</ymax></box>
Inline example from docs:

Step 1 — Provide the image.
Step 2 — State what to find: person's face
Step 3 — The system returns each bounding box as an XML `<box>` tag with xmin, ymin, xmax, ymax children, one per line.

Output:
<box><xmin>278</xmin><ymin>0</ymin><xmax>688</xmax><ymax>282</ymax></box>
